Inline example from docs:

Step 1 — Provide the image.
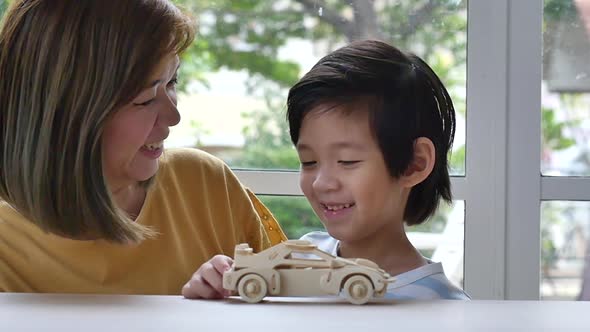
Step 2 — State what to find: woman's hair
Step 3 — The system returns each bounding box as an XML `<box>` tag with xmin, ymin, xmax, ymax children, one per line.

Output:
<box><xmin>287</xmin><ymin>40</ymin><xmax>456</xmax><ymax>226</ymax></box>
<box><xmin>0</xmin><ymin>0</ymin><xmax>195</xmax><ymax>243</ymax></box>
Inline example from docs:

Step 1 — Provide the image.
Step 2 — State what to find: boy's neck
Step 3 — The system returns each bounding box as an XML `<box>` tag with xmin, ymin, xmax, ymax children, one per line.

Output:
<box><xmin>338</xmin><ymin>232</ymin><xmax>427</xmax><ymax>277</ymax></box>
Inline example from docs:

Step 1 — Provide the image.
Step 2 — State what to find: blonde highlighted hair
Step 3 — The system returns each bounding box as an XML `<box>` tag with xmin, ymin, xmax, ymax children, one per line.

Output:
<box><xmin>0</xmin><ymin>0</ymin><xmax>195</xmax><ymax>243</ymax></box>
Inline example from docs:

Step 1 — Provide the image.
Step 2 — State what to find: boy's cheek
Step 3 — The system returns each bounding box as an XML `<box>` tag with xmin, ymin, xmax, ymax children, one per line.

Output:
<box><xmin>299</xmin><ymin>175</ymin><xmax>314</xmax><ymax>192</ymax></box>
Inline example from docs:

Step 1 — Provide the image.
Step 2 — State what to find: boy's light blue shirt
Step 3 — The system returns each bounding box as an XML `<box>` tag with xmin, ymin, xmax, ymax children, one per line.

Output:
<box><xmin>300</xmin><ymin>231</ymin><xmax>471</xmax><ymax>300</ymax></box>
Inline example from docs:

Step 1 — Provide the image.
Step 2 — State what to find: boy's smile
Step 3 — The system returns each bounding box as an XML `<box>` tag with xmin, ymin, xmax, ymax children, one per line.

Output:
<box><xmin>296</xmin><ymin>103</ymin><xmax>410</xmax><ymax>244</ymax></box>
<box><xmin>321</xmin><ymin>201</ymin><xmax>356</xmax><ymax>221</ymax></box>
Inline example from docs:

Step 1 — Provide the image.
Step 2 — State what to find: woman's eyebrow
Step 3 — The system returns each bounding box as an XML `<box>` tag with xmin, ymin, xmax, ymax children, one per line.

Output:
<box><xmin>144</xmin><ymin>63</ymin><xmax>181</xmax><ymax>89</ymax></box>
<box><xmin>145</xmin><ymin>79</ymin><xmax>162</xmax><ymax>89</ymax></box>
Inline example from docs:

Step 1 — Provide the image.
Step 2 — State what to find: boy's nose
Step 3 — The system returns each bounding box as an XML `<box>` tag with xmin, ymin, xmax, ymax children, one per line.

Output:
<box><xmin>312</xmin><ymin>170</ymin><xmax>340</xmax><ymax>192</ymax></box>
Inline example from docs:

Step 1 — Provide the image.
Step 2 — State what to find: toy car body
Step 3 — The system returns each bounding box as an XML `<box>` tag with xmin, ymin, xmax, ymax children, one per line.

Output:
<box><xmin>222</xmin><ymin>240</ymin><xmax>395</xmax><ymax>304</ymax></box>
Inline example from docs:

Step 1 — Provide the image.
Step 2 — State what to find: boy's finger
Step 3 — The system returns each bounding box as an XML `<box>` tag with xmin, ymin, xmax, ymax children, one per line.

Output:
<box><xmin>210</xmin><ymin>255</ymin><xmax>234</xmax><ymax>274</ymax></box>
<box><xmin>182</xmin><ymin>275</ymin><xmax>222</xmax><ymax>299</ymax></box>
<box><xmin>200</xmin><ymin>264</ymin><xmax>226</xmax><ymax>295</ymax></box>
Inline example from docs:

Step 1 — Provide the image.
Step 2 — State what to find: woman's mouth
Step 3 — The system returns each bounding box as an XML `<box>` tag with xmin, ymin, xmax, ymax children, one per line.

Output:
<box><xmin>140</xmin><ymin>141</ymin><xmax>163</xmax><ymax>159</ymax></box>
<box><xmin>142</xmin><ymin>141</ymin><xmax>163</xmax><ymax>151</ymax></box>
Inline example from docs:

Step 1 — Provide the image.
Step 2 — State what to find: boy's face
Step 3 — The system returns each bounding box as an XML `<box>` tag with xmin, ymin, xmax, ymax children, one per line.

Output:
<box><xmin>296</xmin><ymin>104</ymin><xmax>410</xmax><ymax>244</ymax></box>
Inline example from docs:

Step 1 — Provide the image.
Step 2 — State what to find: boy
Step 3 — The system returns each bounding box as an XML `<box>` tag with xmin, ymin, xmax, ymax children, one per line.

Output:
<box><xmin>183</xmin><ymin>40</ymin><xmax>469</xmax><ymax>300</ymax></box>
<box><xmin>288</xmin><ymin>40</ymin><xmax>468</xmax><ymax>300</ymax></box>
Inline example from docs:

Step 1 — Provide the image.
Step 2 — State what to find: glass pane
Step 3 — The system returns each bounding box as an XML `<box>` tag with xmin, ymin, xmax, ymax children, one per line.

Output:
<box><xmin>542</xmin><ymin>0</ymin><xmax>590</xmax><ymax>176</ymax></box>
<box><xmin>541</xmin><ymin>201</ymin><xmax>590</xmax><ymax>300</ymax></box>
<box><xmin>410</xmin><ymin>200</ymin><xmax>465</xmax><ymax>288</ymax></box>
<box><xmin>260</xmin><ymin>195</ymin><xmax>465</xmax><ymax>287</ymax></box>
<box><xmin>166</xmin><ymin>0</ymin><xmax>467</xmax><ymax>175</ymax></box>
<box><xmin>259</xmin><ymin>195</ymin><xmax>322</xmax><ymax>240</ymax></box>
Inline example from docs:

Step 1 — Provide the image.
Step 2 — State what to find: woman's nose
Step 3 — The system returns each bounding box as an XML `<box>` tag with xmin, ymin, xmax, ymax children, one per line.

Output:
<box><xmin>159</xmin><ymin>93</ymin><xmax>181</xmax><ymax>127</ymax></box>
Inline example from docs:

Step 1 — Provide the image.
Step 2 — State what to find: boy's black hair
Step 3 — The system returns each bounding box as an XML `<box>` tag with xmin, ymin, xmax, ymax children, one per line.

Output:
<box><xmin>287</xmin><ymin>39</ymin><xmax>456</xmax><ymax>226</ymax></box>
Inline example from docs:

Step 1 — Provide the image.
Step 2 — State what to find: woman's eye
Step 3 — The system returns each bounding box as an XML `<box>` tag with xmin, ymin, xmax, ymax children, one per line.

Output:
<box><xmin>168</xmin><ymin>77</ymin><xmax>178</xmax><ymax>87</ymax></box>
<box><xmin>133</xmin><ymin>99</ymin><xmax>154</xmax><ymax>107</ymax></box>
<box><xmin>300</xmin><ymin>161</ymin><xmax>316</xmax><ymax>167</ymax></box>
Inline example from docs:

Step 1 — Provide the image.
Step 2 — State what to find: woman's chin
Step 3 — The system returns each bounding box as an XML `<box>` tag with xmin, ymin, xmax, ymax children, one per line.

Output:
<box><xmin>132</xmin><ymin>162</ymin><xmax>159</xmax><ymax>182</ymax></box>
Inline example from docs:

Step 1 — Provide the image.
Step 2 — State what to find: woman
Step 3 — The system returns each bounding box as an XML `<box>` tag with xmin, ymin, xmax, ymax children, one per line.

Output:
<box><xmin>0</xmin><ymin>0</ymin><xmax>285</xmax><ymax>294</ymax></box>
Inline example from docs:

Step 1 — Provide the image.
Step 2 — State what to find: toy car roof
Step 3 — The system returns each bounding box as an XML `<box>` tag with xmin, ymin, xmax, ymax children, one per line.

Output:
<box><xmin>233</xmin><ymin>240</ymin><xmax>389</xmax><ymax>274</ymax></box>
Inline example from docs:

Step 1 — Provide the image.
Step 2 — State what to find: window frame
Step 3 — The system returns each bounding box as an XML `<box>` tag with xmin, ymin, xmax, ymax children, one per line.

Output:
<box><xmin>236</xmin><ymin>0</ymin><xmax>585</xmax><ymax>300</ymax></box>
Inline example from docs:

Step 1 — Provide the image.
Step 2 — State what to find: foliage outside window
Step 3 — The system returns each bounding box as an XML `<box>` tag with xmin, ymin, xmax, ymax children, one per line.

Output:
<box><xmin>169</xmin><ymin>0</ymin><xmax>467</xmax><ymax>173</ymax></box>
<box><xmin>159</xmin><ymin>0</ymin><xmax>469</xmax><ymax>244</ymax></box>
<box><xmin>541</xmin><ymin>0</ymin><xmax>590</xmax><ymax>300</ymax></box>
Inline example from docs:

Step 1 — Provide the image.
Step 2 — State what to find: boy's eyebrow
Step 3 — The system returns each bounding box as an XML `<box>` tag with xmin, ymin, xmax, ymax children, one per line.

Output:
<box><xmin>330</xmin><ymin>141</ymin><xmax>367</xmax><ymax>150</ymax></box>
<box><xmin>297</xmin><ymin>141</ymin><xmax>367</xmax><ymax>151</ymax></box>
<box><xmin>295</xmin><ymin>143</ymin><xmax>310</xmax><ymax>152</ymax></box>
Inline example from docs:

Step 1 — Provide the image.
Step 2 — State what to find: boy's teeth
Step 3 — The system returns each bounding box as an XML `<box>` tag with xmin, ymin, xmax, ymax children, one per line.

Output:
<box><xmin>325</xmin><ymin>203</ymin><xmax>353</xmax><ymax>211</ymax></box>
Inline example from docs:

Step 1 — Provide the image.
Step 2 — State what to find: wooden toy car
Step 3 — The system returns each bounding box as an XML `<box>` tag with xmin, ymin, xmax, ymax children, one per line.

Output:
<box><xmin>222</xmin><ymin>240</ymin><xmax>395</xmax><ymax>304</ymax></box>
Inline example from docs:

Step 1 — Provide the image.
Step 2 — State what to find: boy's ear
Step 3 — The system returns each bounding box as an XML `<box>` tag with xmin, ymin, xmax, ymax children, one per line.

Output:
<box><xmin>400</xmin><ymin>137</ymin><xmax>436</xmax><ymax>188</ymax></box>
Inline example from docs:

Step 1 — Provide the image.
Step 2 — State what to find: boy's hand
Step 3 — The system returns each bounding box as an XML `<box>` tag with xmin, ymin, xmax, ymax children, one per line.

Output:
<box><xmin>182</xmin><ymin>255</ymin><xmax>233</xmax><ymax>299</ymax></box>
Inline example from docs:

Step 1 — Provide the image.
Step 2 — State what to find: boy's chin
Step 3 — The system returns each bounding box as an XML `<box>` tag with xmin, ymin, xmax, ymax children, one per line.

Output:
<box><xmin>324</xmin><ymin>225</ymin><xmax>353</xmax><ymax>243</ymax></box>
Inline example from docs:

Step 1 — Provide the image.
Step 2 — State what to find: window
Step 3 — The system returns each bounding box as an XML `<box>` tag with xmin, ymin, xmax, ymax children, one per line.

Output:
<box><xmin>171</xmin><ymin>0</ymin><xmax>466</xmax><ymax>172</ymax></box>
<box><xmin>542</xmin><ymin>0</ymin><xmax>590</xmax><ymax>177</ymax></box>
<box><xmin>541</xmin><ymin>201</ymin><xmax>590</xmax><ymax>300</ymax></box>
<box><xmin>169</xmin><ymin>0</ymin><xmax>468</xmax><ymax>292</ymax></box>
<box><xmin>540</xmin><ymin>0</ymin><xmax>590</xmax><ymax>300</ymax></box>
<box><xmin>200</xmin><ymin>0</ymin><xmax>589</xmax><ymax>301</ymax></box>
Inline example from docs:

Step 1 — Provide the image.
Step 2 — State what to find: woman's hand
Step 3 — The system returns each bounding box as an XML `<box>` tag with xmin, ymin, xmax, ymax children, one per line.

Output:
<box><xmin>182</xmin><ymin>255</ymin><xmax>234</xmax><ymax>299</ymax></box>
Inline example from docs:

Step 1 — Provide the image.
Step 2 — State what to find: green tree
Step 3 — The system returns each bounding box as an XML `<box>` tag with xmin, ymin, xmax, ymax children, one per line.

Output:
<box><xmin>0</xmin><ymin>0</ymin><xmax>8</xmax><ymax>19</ymax></box>
<box><xmin>541</xmin><ymin>0</ymin><xmax>590</xmax><ymax>299</ymax></box>
<box><xmin>202</xmin><ymin>0</ymin><xmax>576</xmax><ymax>240</ymax></box>
<box><xmin>174</xmin><ymin>0</ymin><xmax>468</xmax><ymax>170</ymax></box>
<box><xmin>1</xmin><ymin>1</ymin><xmax>577</xmax><ymax>240</ymax></box>
<box><xmin>171</xmin><ymin>0</ymin><xmax>469</xmax><ymax>238</ymax></box>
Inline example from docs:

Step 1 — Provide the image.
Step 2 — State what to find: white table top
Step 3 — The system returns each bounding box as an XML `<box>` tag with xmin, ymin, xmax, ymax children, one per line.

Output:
<box><xmin>1</xmin><ymin>293</ymin><xmax>589</xmax><ymax>331</ymax></box>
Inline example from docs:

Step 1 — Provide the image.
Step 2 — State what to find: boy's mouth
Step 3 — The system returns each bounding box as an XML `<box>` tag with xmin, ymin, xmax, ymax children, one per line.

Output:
<box><xmin>321</xmin><ymin>203</ymin><xmax>356</xmax><ymax>211</ymax></box>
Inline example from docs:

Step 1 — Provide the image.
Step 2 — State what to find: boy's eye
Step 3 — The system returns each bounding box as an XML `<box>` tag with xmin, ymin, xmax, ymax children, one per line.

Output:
<box><xmin>300</xmin><ymin>161</ymin><xmax>316</xmax><ymax>167</ymax></box>
<box><xmin>339</xmin><ymin>160</ymin><xmax>361</xmax><ymax>166</ymax></box>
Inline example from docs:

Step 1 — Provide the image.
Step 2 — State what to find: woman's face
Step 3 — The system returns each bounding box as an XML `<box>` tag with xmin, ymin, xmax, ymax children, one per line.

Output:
<box><xmin>102</xmin><ymin>53</ymin><xmax>181</xmax><ymax>192</ymax></box>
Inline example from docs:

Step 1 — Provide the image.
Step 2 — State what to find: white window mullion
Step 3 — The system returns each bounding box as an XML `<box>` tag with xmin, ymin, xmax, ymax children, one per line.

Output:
<box><xmin>464</xmin><ymin>0</ymin><xmax>509</xmax><ymax>300</ymax></box>
<box><xmin>235</xmin><ymin>170</ymin><xmax>302</xmax><ymax>196</ymax></box>
<box><xmin>504</xmin><ymin>0</ymin><xmax>543</xmax><ymax>300</ymax></box>
<box><xmin>450</xmin><ymin>177</ymin><xmax>467</xmax><ymax>201</ymax></box>
<box><xmin>541</xmin><ymin>177</ymin><xmax>590</xmax><ymax>201</ymax></box>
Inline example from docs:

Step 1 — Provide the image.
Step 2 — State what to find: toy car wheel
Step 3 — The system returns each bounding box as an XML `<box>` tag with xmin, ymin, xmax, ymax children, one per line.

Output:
<box><xmin>343</xmin><ymin>275</ymin><xmax>374</xmax><ymax>305</ymax></box>
<box><xmin>237</xmin><ymin>274</ymin><xmax>267</xmax><ymax>303</ymax></box>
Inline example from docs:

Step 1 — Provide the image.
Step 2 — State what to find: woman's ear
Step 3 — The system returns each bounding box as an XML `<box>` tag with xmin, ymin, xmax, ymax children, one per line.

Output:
<box><xmin>400</xmin><ymin>137</ymin><xmax>436</xmax><ymax>188</ymax></box>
